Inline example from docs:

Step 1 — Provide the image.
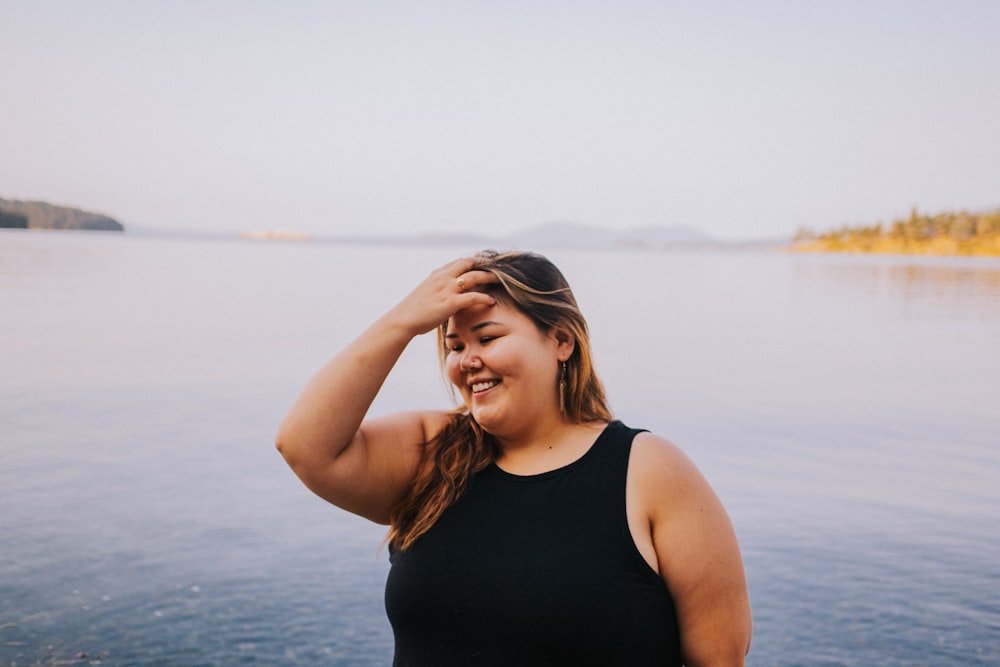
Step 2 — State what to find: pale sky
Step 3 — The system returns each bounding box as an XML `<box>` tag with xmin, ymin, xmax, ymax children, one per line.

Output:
<box><xmin>3</xmin><ymin>1</ymin><xmax>998</xmax><ymax>241</ymax></box>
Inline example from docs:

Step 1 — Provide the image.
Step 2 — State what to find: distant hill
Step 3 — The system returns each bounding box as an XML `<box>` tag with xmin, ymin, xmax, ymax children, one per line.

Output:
<box><xmin>0</xmin><ymin>197</ymin><xmax>124</xmax><ymax>231</ymax></box>
<box><xmin>403</xmin><ymin>221</ymin><xmax>716</xmax><ymax>250</ymax></box>
<box><xmin>505</xmin><ymin>221</ymin><xmax>714</xmax><ymax>250</ymax></box>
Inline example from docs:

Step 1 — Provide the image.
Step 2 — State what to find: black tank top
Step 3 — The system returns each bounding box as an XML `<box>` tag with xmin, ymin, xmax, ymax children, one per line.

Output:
<box><xmin>385</xmin><ymin>421</ymin><xmax>681</xmax><ymax>666</ymax></box>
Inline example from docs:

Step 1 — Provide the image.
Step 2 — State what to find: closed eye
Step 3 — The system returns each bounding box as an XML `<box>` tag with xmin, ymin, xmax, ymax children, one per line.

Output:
<box><xmin>446</xmin><ymin>336</ymin><xmax>495</xmax><ymax>354</ymax></box>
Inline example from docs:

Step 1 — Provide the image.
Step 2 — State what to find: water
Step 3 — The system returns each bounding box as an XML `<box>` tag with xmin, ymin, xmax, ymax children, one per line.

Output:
<box><xmin>2</xmin><ymin>231</ymin><xmax>998</xmax><ymax>665</ymax></box>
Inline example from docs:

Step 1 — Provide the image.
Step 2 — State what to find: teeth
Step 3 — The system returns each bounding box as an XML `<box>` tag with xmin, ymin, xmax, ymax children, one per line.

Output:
<box><xmin>472</xmin><ymin>380</ymin><xmax>499</xmax><ymax>393</ymax></box>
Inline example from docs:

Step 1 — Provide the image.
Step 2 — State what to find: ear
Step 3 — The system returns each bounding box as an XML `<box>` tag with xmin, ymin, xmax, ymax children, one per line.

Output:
<box><xmin>550</xmin><ymin>325</ymin><xmax>576</xmax><ymax>362</ymax></box>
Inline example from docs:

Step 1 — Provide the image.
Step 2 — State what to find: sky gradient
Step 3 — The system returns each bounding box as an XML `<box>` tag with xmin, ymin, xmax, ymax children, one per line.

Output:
<box><xmin>3</xmin><ymin>1</ymin><xmax>998</xmax><ymax>241</ymax></box>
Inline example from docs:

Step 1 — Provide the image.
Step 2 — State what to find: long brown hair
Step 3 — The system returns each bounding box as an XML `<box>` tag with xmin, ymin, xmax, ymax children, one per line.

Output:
<box><xmin>387</xmin><ymin>250</ymin><xmax>612</xmax><ymax>550</ymax></box>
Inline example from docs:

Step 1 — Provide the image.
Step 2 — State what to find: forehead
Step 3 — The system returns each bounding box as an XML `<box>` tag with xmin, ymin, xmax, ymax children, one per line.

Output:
<box><xmin>445</xmin><ymin>298</ymin><xmax>536</xmax><ymax>335</ymax></box>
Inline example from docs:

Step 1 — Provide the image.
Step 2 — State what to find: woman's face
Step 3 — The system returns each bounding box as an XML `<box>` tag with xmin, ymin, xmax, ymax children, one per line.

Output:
<box><xmin>444</xmin><ymin>299</ymin><xmax>566</xmax><ymax>439</ymax></box>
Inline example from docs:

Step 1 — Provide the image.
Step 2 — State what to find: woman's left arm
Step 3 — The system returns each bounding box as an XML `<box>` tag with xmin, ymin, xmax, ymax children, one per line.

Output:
<box><xmin>629</xmin><ymin>433</ymin><xmax>752</xmax><ymax>667</ymax></box>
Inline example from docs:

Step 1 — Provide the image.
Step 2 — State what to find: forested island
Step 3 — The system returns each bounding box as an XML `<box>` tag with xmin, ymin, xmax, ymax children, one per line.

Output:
<box><xmin>791</xmin><ymin>207</ymin><xmax>1000</xmax><ymax>257</ymax></box>
<box><xmin>0</xmin><ymin>197</ymin><xmax>124</xmax><ymax>231</ymax></box>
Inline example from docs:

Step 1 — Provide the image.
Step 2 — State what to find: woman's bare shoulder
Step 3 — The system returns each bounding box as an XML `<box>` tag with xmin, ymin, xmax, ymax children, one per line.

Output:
<box><xmin>629</xmin><ymin>431</ymin><xmax>706</xmax><ymax>487</ymax></box>
<box><xmin>357</xmin><ymin>409</ymin><xmax>454</xmax><ymax>465</ymax></box>
<box><xmin>422</xmin><ymin>409</ymin><xmax>455</xmax><ymax>436</ymax></box>
<box><xmin>627</xmin><ymin>430</ymin><xmax>727</xmax><ymax>530</ymax></box>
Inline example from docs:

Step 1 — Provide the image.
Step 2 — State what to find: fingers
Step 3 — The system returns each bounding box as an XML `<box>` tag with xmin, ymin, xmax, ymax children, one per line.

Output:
<box><xmin>439</xmin><ymin>258</ymin><xmax>498</xmax><ymax>315</ymax></box>
<box><xmin>438</xmin><ymin>256</ymin><xmax>496</xmax><ymax>297</ymax></box>
<box><xmin>455</xmin><ymin>273</ymin><xmax>491</xmax><ymax>293</ymax></box>
<box><xmin>416</xmin><ymin>255</ymin><xmax>500</xmax><ymax>319</ymax></box>
<box><xmin>453</xmin><ymin>264</ymin><xmax>499</xmax><ymax>294</ymax></box>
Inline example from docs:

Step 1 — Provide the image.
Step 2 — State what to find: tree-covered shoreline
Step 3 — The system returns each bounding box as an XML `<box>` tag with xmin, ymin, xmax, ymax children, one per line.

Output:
<box><xmin>791</xmin><ymin>207</ymin><xmax>1000</xmax><ymax>257</ymax></box>
<box><xmin>0</xmin><ymin>197</ymin><xmax>124</xmax><ymax>231</ymax></box>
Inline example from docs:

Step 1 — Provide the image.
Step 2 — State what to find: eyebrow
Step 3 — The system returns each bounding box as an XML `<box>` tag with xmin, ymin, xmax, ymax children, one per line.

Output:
<box><xmin>445</xmin><ymin>320</ymin><xmax>501</xmax><ymax>338</ymax></box>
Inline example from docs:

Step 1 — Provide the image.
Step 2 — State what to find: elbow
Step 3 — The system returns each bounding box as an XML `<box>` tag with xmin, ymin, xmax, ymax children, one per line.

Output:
<box><xmin>273</xmin><ymin>421</ymin><xmax>342</xmax><ymax>480</ymax></box>
<box><xmin>275</xmin><ymin>437</ymin><xmax>300</xmax><ymax>474</ymax></box>
<box><xmin>274</xmin><ymin>421</ymin><xmax>288</xmax><ymax>456</ymax></box>
<box><xmin>274</xmin><ymin>420</ymin><xmax>302</xmax><ymax>466</ymax></box>
<box><xmin>274</xmin><ymin>431</ymin><xmax>317</xmax><ymax>488</ymax></box>
<box><xmin>744</xmin><ymin>610</ymin><xmax>753</xmax><ymax>657</ymax></box>
<box><xmin>274</xmin><ymin>434</ymin><xmax>289</xmax><ymax>460</ymax></box>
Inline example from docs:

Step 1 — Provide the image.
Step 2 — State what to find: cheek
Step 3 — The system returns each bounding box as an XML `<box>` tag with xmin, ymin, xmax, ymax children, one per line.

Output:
<box><xmin>444</xmin><ymin>355</ymin><xmax>463</xmax><ymax>387</ymax></box>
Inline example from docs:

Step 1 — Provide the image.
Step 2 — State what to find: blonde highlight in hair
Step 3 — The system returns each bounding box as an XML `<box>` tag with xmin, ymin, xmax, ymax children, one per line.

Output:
<box><xmin>387</xmin><ymin>250</ymin><xmax>612</xmax><ymax>551</ymax></box>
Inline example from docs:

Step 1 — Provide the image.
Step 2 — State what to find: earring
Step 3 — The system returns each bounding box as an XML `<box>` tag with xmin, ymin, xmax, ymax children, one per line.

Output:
<box><xmin>558</xmin><ymin>361</ymin><xmax>567</xmax><ymax>414</ymax></box>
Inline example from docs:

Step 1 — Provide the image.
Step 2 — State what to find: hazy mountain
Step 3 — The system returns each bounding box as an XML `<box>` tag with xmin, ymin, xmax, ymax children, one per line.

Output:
<box><xmin>384</xmin><ymin>221</ymin><xmax>718</xmax><ymax>250</ymax></box>
<box><xmin>502</xmin><ymin>221</ymin><xmax>715</xmax><ymax>250</ymax></box>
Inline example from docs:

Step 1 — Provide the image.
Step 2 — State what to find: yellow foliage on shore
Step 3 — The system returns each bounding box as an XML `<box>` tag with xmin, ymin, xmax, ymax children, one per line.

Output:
<box><xmin>790</xmin><ymin>207</ymin><xmax>1000</xmax><ymax>257</ymax></box>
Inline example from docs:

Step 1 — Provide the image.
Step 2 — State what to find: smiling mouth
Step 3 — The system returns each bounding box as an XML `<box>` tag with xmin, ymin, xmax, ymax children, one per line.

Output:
<box><xmin>471</xmin><ymin>380</ymin><xmax>500</xmax><ymax>394</ymax></box>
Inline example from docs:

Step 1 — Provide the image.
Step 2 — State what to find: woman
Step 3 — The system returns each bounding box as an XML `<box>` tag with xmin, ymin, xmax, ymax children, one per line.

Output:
<box><xmin>277</xmin><ymin>250</ymin><xmax>751</xmax><ymax>665</ymax></box>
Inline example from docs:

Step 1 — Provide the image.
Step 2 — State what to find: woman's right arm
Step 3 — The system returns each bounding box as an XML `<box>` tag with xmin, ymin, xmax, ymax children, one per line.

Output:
<box><xmin>275</xmin><ymin>257</ymin><xmax>496</xmax><ymax>524</ymax></box>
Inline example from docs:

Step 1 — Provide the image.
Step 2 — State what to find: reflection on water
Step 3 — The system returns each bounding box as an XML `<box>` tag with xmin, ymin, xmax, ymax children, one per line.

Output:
<box><xmin>0</xmin><ymin>229</ymin><xmax>125</xmax><ymax>281</ymax></box>
<box><xmin>885</xmin><ymin>261</ymin><xmax>1000</xmax><ymax>295</ymax></box>
<box><xmin>1</xmin><ymin>234</ymin><xmax>998</xmax><ymax>666</ymax></box>
<box><xmin>792</xmin><ymin>254</ymin><xmax>1000</xmax><ymax>320</ymax></box>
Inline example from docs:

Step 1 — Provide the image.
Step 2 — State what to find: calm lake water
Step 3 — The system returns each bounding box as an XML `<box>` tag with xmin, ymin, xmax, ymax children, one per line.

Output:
<box><xmin>2</xmin><ymin>231</ymin><xmax>998</xmax><ymax>666</ymax></box>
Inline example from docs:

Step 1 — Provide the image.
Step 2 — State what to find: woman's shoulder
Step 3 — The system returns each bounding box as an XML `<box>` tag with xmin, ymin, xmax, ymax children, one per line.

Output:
<box><xmin>627</xmin><ymin>429</ymin><xmax>713</xmax><ymax>503</ymax></box>
<box><xmin>627</xmin><ymin>428</ymin><xmax>687</xmax><ymax>465</ymax></box>
<box><xmin>419</xmin><ymin>409</ymin><xmax>457</xmax><ymax>438</ymax></box>
<box><xmin>363</xmin><ymin>409</ymin><xmax>453</xmax><ymax>442</ymax></box>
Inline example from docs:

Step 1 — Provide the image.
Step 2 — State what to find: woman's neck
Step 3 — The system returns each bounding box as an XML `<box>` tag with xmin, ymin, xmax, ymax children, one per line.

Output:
<box><xmin>493</xmin><ymin>419</ymin><xmax>608</xmax><ymax>476</ymax></box>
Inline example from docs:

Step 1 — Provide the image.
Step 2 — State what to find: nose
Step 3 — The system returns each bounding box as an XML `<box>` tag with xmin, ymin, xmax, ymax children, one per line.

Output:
<box><xmin>459</xmin><ymin>350</ymin><xmax>482</xmax><ymax>371</ymax></box>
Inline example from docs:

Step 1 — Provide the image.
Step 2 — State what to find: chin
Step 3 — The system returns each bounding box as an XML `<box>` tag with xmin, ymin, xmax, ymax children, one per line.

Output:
<box><xmin>470</xmin><ymin>408</ymin><xmax>502</xmax><ymax>434</ymax></box>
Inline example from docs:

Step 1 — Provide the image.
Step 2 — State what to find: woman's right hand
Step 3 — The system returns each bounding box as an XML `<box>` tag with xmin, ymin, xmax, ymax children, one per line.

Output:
<box><xmin>387</xmin><ymin>256</ymin><xmax>499</xmax><ymax>337</ymax></box>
